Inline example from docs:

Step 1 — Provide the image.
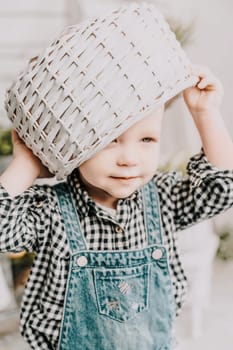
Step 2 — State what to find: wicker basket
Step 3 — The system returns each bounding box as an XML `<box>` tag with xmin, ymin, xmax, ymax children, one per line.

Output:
<box><xmin>5</xmin><ymin>2</ymin><xmax>198</xmax><ymax>179</ymax></box>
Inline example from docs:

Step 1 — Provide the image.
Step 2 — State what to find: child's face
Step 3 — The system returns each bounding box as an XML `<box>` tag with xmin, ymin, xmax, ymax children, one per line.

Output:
<box><xmin>79</xmin><ymin>107</ymin><xmax>164</xmax><ymax>208</ymax></box>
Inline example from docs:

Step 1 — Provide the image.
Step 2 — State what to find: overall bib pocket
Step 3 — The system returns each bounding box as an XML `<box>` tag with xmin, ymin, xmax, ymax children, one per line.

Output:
<box><xmin>94</xmin><ymin>264</ymin><xmax>149</xmax><ymax>322</ymax></box>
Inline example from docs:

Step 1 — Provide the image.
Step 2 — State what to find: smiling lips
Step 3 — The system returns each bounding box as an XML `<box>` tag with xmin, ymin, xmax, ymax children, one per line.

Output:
<box><xmin>111</xmin><ymin>176</ymin><xmax>139</xmax><ymax>180</ymax></box>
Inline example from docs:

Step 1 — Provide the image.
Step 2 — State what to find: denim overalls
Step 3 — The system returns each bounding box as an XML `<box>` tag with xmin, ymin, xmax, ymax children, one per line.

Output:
<box><xmin>55</xmin><ymin>181</ymin><xmax>175</xmax><ymax>350</ymax></box>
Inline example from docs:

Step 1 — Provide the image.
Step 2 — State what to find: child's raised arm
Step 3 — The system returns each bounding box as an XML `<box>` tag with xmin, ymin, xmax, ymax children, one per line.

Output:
<box><xmin>183</xmin><ymin>65</ymin><xmax>233</xmax><ymax>170</ymax></box>
<box><xmin>0</xmin><ymin>131</ymin><xmax>52</xmax><ymax>197</ymax></box>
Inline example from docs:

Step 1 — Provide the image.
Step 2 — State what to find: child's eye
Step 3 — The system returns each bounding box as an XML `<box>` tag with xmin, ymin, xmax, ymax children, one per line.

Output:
<box><xmin>141</xmin><ymin>137</ymin><xmax>154</xmax><ymax>143</ymax></box>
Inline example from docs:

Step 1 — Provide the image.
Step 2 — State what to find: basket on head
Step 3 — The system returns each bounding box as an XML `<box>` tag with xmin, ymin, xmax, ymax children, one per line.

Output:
<box><xmin>5</xmin><ymin>2</ymin><xmax>198</xmax><ymax>179</ymax></box>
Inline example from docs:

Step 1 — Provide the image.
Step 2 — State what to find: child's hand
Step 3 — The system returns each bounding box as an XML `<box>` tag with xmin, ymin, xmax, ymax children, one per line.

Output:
<box><xmin>12</xmin><ymin>130</ymin><xmax>53</xmax><ymax>178</ymax></box>
<box><xmin>183</xmin><ymin>65</ymin><xmax>224</xmax><ymax>117</ymax></box>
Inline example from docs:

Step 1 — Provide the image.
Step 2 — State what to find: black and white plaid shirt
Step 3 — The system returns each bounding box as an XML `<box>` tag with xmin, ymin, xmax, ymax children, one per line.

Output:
<box><xmin>0</xmin><ymin>151</ymin><xmax>233</xmax><ymax>349</ymax></box>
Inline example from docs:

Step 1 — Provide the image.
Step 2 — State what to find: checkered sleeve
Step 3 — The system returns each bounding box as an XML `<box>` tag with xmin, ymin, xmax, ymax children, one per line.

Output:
<box><xmin>169</xmin><ymin>150</ymin><xmax>233</xmax><ymax>231</ymax></box>
<box><xmin>0</xmin><ymin>183</ymin><xmax>51</xmax><ymax>253</ymax></box>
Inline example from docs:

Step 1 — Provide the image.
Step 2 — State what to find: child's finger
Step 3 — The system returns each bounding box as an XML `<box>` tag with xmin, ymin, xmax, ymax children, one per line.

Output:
<box><xmin>197</xmin><ymin>78</ymin><xmax>216</xmax><ymax>89</ymax></box>
<box><xmin>191</xmin><ymin>65</ymin><xmax>222</xmax><ymax>88</ymax></box>
<box><xmin>197</xmin><ymin>77</ymin><xmax>224</xmax><ymax>95</ymax></box>
<box><xmin>191</xmin><ymin>64</ymin><xmax>223</xmax><ymax>93</ymax></box>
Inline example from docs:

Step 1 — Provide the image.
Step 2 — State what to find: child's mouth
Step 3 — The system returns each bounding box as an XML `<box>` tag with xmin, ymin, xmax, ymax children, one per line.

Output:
<box><xmin>111</xmin><ymin>176</ymin><xmax>139</xmax><ymax>181</ymax></box>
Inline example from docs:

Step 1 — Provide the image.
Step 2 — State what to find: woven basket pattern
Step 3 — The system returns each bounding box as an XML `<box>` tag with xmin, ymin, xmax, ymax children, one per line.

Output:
<box><xmin>5</xmin><ymin>2</ymin><xmax>198</xmax><ymax>179</ymax></box>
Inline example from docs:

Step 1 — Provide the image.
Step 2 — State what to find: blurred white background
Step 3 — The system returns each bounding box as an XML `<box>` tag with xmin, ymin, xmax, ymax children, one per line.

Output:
<box><xmin>0</xmin><ymin>1</ymin><xmax>233</xmax><ymax>349</ymax></box>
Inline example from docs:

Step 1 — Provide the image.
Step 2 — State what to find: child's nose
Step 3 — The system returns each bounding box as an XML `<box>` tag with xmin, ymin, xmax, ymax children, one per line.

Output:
<box><xmin>116</xmin><ymin>146</ymin><xmax>138</xmax><ymax>166</ymax></box>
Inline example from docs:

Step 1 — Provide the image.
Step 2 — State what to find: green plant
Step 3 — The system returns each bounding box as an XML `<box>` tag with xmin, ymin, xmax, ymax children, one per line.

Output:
<box><xmin>0</xmin><ymin>129</ymin><xmax>13</xmax><ymax>155</ymax></box>
<box><xmin>168</xmin><ymin>19</ymin><xmax>195</xmax><ymax>47</ymax></box>
<box><xmin>216</xmin><ymin>229</ymin><xmax>233</xmax><ymax>261</ymax></box>
<box><xmin>159</xmin><ymin>150</ymin><xmax>190</xmax><ymax>175</ymax></box>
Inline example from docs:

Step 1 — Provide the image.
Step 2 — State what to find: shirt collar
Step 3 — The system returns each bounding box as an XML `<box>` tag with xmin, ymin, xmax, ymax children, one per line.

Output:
<box><xmin>67</xmin><ymin>169</ymin><xmax>95</xmax><ymax>217</ymax></box>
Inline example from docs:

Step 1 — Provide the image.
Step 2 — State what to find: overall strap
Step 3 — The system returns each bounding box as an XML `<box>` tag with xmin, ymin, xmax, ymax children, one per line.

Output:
<box><xmin>142</xmin><ymin>180</ymin><xmax>163</xmax><ymax>246</ymax></box>
<box><xmin>54</xmin><ymin>182</ymin><xmax>87</xmax><ymax>253</ymax></box>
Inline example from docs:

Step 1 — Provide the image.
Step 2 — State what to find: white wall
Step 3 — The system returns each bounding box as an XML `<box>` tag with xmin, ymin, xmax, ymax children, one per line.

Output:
<box><xmin>161</xmin><ymin>0</ymin><xmax>233</xmax><ymax>157</ymax></box>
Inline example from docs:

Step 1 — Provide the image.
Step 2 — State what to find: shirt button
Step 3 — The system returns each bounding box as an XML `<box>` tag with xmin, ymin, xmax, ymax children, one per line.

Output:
<box><xmin>152</xmin><ymin>249</ymin><xmax>163</xmax><ymax>260</ymax></box>
<box><xmin>115</xmin><ymin>226</ymin><xmax>123</xmax><ymax>234</ymax></box>
<box><xmin>77</xmin><ymin>256</ymin><xmax>88</xmax><ymax>267</ymax></box>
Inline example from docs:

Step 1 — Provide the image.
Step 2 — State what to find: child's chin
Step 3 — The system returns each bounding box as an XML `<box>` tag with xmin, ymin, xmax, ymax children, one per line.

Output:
<box><xmin>112</xmin><ymin>187</ymin><xmax>140</xmax><ymax>199</ymax></box>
